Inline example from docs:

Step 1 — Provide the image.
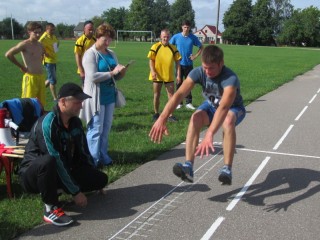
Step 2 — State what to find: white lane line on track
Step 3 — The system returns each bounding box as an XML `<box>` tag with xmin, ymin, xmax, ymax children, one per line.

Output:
<box><xmin>295</xmin><ymin>106</ymin><xmax>308</xmax><ymax>121</ymax></box>
<box><xmin>226</xmin><ymin>157</ymin><xmax>270</xmax><ymax>211</ymax></box>
<box><xmin>309</xmin><ymin>94</ymin><xmax>317</xmax><ymax>103</ymax></box>
<box><xmin>200</xmin><ymin>216</ymin><xmax>225</xmax><ymax>240</ymax></box>
<box><xmin>201</xmin><ymin>157</ymin><xmax>270</xmax><ymax>239</ymax></box>
<box><xmin>273</xmin><ymin>124</ymin><xmax>294</xmax><ymax>150</ymax></box>
<box><xmin>237</xmin><ymin>147</ymin><xmax>320</xmax><ymax>159</ymax></box>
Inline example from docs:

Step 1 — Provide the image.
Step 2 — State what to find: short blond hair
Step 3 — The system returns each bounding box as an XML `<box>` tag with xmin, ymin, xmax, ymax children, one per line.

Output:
<box><xmin>95</xmin><ymin>23</ymin><xmax>115</xmax><ymax>39</ymax></box>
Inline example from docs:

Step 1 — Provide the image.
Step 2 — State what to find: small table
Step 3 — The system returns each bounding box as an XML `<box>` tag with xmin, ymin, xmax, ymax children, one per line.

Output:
<box><xmin>0</xmin><ymin>146</ymin><xmax>24</xmax><ymax>198</ymax></box>
<box><xmin>0</xmin><ymin>156</ymin><xmax>16</xmax><ymax>198</ymax></box>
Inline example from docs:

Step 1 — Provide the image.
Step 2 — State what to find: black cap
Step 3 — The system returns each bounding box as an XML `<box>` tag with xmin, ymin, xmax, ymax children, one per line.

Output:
<box><xmin>58</xmin><ymin>83</ymin><xmax>91</xmax><ymax>100</ymax></box>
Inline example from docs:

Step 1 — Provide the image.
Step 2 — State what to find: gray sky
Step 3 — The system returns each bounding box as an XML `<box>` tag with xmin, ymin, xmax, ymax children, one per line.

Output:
<box><xmin>0</xmin><ymin>0</ymin><xmax>319</xmax><ymax>31</ymax></box>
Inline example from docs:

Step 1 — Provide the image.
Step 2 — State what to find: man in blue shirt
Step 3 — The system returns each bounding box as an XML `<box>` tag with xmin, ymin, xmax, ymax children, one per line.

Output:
<box><xmin>149</xmin><ymin>45</ymin><xmax>246</xmax><ymax>185</ymax></box>
<box><xmin>170</xmin><ymin>20</ymin><xmax>203</xmax><ymax>110</ymax></box>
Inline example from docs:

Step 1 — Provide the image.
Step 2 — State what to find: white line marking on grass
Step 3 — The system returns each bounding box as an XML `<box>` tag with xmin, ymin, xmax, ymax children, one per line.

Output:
<box><xmin>200</xmin><ymin>216</ymin><xmax>225</xmax><ymax>240</ymax></box>
<box><xmin>226</xmin><ymin>156</ymin><xmax>270</xmax><ymax>211</ymax></box>
<box><xmin>317</xmin><ymin>88</ymin><xmax>320</xmax><ymax>94</ymax></box>
<box><xmin>273</xmin><ymin>124</ymin><xmax>294</xmax><ymax>150</ymax></box>
<box><xmin>309</xmin><ymin>94</ymin><xmax>317</xmax><ymax>104</ymax></box>
<box><xmin>295</xmin><ymin>106</ymin><xmax>308</xmax><ymax>121</ymax></box>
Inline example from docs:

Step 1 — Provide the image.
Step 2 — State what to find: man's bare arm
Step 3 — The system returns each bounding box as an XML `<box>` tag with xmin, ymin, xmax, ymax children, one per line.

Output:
<box><xmin>5</xmin><ymin>42</ymin><xmax>27</xmax><ymax>72</ymax></box>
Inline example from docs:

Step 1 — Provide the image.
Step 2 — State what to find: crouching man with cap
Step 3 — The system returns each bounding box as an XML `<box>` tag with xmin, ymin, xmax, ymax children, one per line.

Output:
<box><xmin>18</xmin><ymin>82</ymin><xmax>108</xmax><ymax>226</ymax></box>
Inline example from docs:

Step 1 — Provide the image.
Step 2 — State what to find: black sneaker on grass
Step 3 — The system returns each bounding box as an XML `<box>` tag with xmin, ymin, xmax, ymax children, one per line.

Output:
<box><xmin>168</xmin><ymin>115</ymin><xmax>178</xmax><ymax>122</ymax></box>
<box><xmin>43</xmin><ymin>206</ymin><xmax>74</xmax><ymax>226</ymax></box>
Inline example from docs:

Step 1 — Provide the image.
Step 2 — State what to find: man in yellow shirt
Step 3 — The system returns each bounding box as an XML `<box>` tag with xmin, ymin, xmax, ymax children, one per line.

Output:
<box><xmin>39</xmin><ymin>22</ymin><xmax>59</xmax><ymax>101</ymax></box>
<box><xmin>74</xmin><ymin>20</ymin><xmax>96</xmax><ymax>87</ymax></box>
<box><xmin>147</xmin><ymin>29</ymin><xmax>181</xmax><ymax>122</ymax></box>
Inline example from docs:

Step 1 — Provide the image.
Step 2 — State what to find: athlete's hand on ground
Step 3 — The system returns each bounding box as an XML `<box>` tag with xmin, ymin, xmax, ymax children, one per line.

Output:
<box><xmin>73</xmin><ymin>192</ymin><xmax>87</xmax><ymax>207</ymax></box>
<box><xmin>149</xmin><ymin>117</ymin><xmax>169</xmax><ymax>143</ymax></box>
<box><xmin>195</xmin><ymin>134</ymin><xmax>214</xmax><ymax>158</ymax></box>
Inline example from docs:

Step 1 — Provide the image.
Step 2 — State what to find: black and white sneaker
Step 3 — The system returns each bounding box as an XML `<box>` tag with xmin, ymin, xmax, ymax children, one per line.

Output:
<box><xmin>43</xmin><ymin>206</ymin><xmax>74</xmax><ymax>226</ymax></box>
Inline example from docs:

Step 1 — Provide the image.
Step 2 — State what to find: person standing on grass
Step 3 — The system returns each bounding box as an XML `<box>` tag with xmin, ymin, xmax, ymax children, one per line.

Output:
<box><xmin>74</xmin><ymin>20</ymin><xmax>96</xmax><ymax>87</ymax></box>
<box><xmin>149</xmin><ymin>45</ymin><xmax>246</xmax><ymax>185</ymax></box>
<box><xmin>169</xmin><ymin>20</ymin><xmax>203</xmax><ymax>110</ymax></box>
<box><xmin>147</xmin><ymin>29</ymin><xmax>181</xmax><ymax>122</ymax></box>
<box><xmin>80</xmin><ymin>23</ymin><xmax>127</xmax><ymax>168</ymax></box>
<box><xmin>18</xmin><ymin>83</ymin><xmax>108</xmax><ymax>227</ymax></box>
<box><xmin>5</xmin><ymin>21</ymin><xmax>46</xmax><ymax>107</ymax></box>
<box><xmin>39</xmin><ymin>22</ymin><xmax>59</xmax><ymax>101</ymax></box>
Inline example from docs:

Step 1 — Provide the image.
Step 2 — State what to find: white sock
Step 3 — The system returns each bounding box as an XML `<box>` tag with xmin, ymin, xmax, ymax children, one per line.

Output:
<box><xmin>45</xmin><ymin>204</ymin><xmax>53</xmax><ymax>212</ymax></box>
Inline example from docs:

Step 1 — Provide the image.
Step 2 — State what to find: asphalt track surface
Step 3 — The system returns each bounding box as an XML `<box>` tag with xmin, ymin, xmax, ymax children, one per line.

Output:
<box><xmin>18</xmin><ymin>65</ymin><xmax>320</xmax><ymax>240</ymax></box>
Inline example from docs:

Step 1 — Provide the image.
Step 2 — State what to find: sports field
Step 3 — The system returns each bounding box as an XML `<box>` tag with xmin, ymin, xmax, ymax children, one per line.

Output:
<box><xmin>0</xmin><ymin>40</ymin><xmax>319</xmax><ymax>239</ymax></box>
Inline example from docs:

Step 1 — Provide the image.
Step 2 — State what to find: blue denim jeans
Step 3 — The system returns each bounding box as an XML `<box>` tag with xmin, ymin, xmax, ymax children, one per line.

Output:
<box><xmin>44</xmin><ymin>63</ymin><xmax>57</xmax><ymax>85</ymax></box>
<box><xmin>86</xmin><ymin>104</ymin><xmax>114</xmax><ymax>166</ymax></box>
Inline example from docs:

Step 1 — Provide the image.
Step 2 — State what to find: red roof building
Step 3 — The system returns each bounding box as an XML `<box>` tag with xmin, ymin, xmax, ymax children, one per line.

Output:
<box><xmin>194</xmin><ymin>25</ymin><xmax>223</xmax><ymax>44</ymax></box>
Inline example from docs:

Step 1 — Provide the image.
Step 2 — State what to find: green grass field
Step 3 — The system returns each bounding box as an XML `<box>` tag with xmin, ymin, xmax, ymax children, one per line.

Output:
<box><xmin>0</xmin><ymin>40</ymin><xmax>319</xmax><ymax>239</ymax></box>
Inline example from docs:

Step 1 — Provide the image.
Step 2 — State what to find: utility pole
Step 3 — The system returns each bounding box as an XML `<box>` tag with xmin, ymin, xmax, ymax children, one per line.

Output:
<box><xmin>215</xmin><ymin>0</ymin><xmax>220</xmax><ymax>44</ymax></box>
<box><xmin>11</xmin><ymin>14</ymin><xmax>14</xmax><ymax>40</ymax></box>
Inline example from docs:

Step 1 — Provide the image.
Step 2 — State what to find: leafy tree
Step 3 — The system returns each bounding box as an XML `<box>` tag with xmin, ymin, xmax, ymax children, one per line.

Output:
<box><xmin>152</xmin><ymin>0</ymin><xmax>171</xmax><ymax>37</ymax></box>
<box><xmin>222</xmin><ymin>0</ymin><xmax>253</xmax><ymax>45</ymax></box>
<box><xmin>299</xmin><ymin>6</ymin><xmax>320</xmax><ymax>47</ymax></box>
<box><xmin>270</xmin><ymin>0</ymin><xmax>293</xmax><ymax>36</ymax></box>
<box><xmin>251</xmin><ymin>0</ymin><xmax>276</xmax><ymax>45</ymax></box>
<box><xmin>91</xmin><ymin>15</ymin><xmax>106</xmax><ymax>27</ymax></box>
<box><xmin>278</xmin><ymin>6</ymin><xmax>320</xmax><ymax>47</ymax></box>
<box><xmin>101</xmin><ymin>7</ymin><xmax>129</xmax><ymax>31</ymax></box>
<box><xmin>125</xmin><ymin>0</ymin><xmax>155</xmax><ymax>41</ymax></box>
<box><xmin>276</xmin><ymin>9</ymin><xmax>300</xmax><ymax>45</ymax></box>
<box><xmin>56</xmin><ymin>23</ymin><xmax>75</xmax><ymax>39</ymax></box>
<box><xmin>126</xmin><ymin>0</ymin><xmax>154</xmax><ymax>30</ymax></box>
<box><xmin>170</xmin><ymin>0</ymin><xmax>195</xmax><ymax>34</ymax></box>
<box><xmin>0</xmin><ymin>17</ymin><xmax>24</xmax><ymax>39</ymax></box>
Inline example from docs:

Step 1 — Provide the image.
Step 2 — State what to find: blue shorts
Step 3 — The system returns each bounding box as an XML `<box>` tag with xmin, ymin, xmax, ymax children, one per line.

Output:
<box><xmin>198</xmin><ymin>100</ymin><xmax>246</xmax><ymax>126</ymax></box>
<box><xmin>44</xmin><ymin>63</ymin><xmax>57</xmax><ymax>85</ymax></box>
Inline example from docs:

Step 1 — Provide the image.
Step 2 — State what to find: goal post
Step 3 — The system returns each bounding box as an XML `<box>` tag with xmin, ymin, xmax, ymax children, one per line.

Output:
<box><xmin>117</xmin><ymin>30</ymin><xmax>155</xmax><ymax>44</ymax></box>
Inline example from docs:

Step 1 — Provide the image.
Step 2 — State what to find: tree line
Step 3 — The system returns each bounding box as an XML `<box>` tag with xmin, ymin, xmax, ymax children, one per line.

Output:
<box><xmin>0</xmin><ymin>0</ymin><xmax>319</xmax><ymax>47</ymax></box>
<box><xmin>223</xmin><ymin>0</ymin><xmax>320</xmax><ymax>47</ymax></box>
